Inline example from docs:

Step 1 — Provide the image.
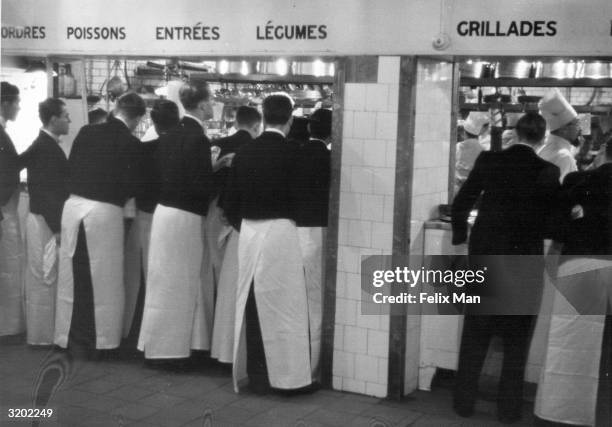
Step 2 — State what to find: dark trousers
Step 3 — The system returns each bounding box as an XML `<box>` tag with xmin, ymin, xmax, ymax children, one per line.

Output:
<box><xmin>68</xmin><ymin>223</ymin><xmax>96</xmax><ymax>349</ymax></box>
<box><xmin>245</xmin><ymin>282</ymin><xmax>270</xmax><ymax>390</ymax></box>
<box><xmin>454</xmin><ymin>315</ymin><xmax>535</xmax><ymax>417</ymax></box>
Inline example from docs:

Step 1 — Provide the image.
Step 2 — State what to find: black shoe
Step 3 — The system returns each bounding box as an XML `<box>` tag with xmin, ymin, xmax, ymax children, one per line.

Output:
<box><xmin>273</xmin><ymin>382</ymin><xmax>321</xmax><ymax>396</ymax></box>
<box><xmin>497</xmin><ymin>411</ymin><xmax>522</xmax><ymax>424</ymax></box>
<box><xmin>247</xmin><ymin>382</ymin><xmax>271</xmax><ymax>395</ymax></box>
<box><xmin>453</xmin><ymin>401</ymin><xmax>475</xmax><ymax>418</ymax></box>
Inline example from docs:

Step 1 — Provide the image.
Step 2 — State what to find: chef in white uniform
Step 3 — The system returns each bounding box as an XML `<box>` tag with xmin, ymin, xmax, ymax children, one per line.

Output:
<box><xmin>455</xmin><ymin>112</ymin><xmax>488</xmax><ymax>193</ymax></box>
<box><xmin>537</xmin><ymin>89</ymin><xmax>579</xmax><ymax>182</ymax></box>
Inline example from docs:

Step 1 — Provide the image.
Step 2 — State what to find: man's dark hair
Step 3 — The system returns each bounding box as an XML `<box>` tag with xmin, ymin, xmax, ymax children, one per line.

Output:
<box><xmin>309</xmin><ymin>108</ymin><xmax>332</xmax><ymax>139</ymax></box>
<box><xmin>179</xmin><ymin>82</ymin><xmax>210</xmax><ymax>110</ymax></box>
<box><xmin>262</xmin><ymin>94</ymin><xmax>293</xmax><ymax>125</ymax></box>
<box><xmin>88</xmin><ymin>108</ymin><xmax>108</xmax><ymax>124</ymax></box>
<box><xmin>38</xmin><ymin>98</ymin><xmax>66</xmax><ymax>126</ymax></box>
<box><xmin>1</xmin><ymin>81</ymin><xmax>19</xmax><ymax>103</ymax></box>
<box><xmin>150</xmin><ymin>99</ymin><xmax>180</xmax><ymax>133</ymax></box>
<box><xmin>515</xmin><ymin>112</ymin><xmax>547</xmax><ymax>145</ymax></box>
<box><xmin>116</xmin><ymin>92</ymin><xmax>146</xmax><ymax>119</ymax></box>
<box><xmin>235</xmin><ymin>106</ymin><xmax>262</xmax><ymax>128</ymax></box>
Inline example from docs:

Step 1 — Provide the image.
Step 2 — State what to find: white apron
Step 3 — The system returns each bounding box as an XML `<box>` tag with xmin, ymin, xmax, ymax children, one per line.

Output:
<box><xmin>123</xmin><ymin>210</ymin><xmax>153</xmax><ymax>337</ymax></box>
<box><xmin>0</xmin><ymin>190</ymin><xmax>25</xmax><ymax>336</ymax></box>
<box><xmin>211</xmin><ymin>228</ymin><xmax>238</xmax><ymax>363</ymax></box>
<box><xmin>297</xmin><ymin>226</ymin><xmax>324</xmax><ymax>380</ymax></box>
<box><xmin>138</xmin><ymin>204</ymin><xmax>212</xmax><ymax>358</ymax></box>
<box><xmin>54</xmin><ymin>195</ymin><xmax>124</xmax><ymax>349</ymax></box>
<box><xmin>232</xmin><ymin>219</ymin><xmax>311</xmax><ymax>391</ymax></box>
<box><xmin>535</xmin><ymin>257</ymin><xmax>612</xmax><ymax>426</ymax></box>
<box><xmin>25</xmin><ymin>213</ymin><xmax>57</xmax><ymax>344</ymax></box>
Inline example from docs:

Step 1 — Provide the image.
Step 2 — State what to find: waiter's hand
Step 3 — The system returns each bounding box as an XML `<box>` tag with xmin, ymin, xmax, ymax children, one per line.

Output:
<box><xmin>212</xmin><ymin>153</ymin><xmax>236</xmax><ymax>172</ymax></box>
<box><xmin>570</xmin><ymin>205</ymin><xmax>584</xmax><ymax>220</ymax></box>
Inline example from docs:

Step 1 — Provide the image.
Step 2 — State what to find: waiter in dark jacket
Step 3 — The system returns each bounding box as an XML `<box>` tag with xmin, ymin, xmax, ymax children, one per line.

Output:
<box><xmin>21</xmin><ymin>98</ymin><xmax>70</xmax><ymax>345</ymax></box>
<box><xmin>205</xmin><ymin>106</ymin><xmax>262</xmax><ymax>290</ymax></box>
<box><xmin>224</xmin><ymin>94</ymin><xmax>313</xmax><ymax>394</ymax></box>
<box><xmin>451</xmin><ymin>112</ymin><xmax>560</xmax><ymax>423</ymax></box>
<box><xmin>293</xmin><ymin>108</ymin><xmax>332</xmax><ymax>382</ymax></box>
<box><xmin>138</xmin><ymin>82</ymin><xmax>215</xmax><ymax>362</ymax></box>
<box><xmin>0</xmin><ymin>81</ymin><xmax>25</xmax><ymax>337</ymax></box>
<box><xmin>210</xmin><ymin>106</ymin><xmax>262</xmax><ymax>363</ymax></box>
<box><xmin>54</xmin><ymin>92</ymin><xmax>145</xmax><ymax>354</ymax></box>
<box><xmin>535</xmin><ymin>138</ymin><xmax>612</xmax><ymax>426</ymax></box>
<box><xmin>123</xmin><ymin>100</ymin><xmax>180</xmax><ymax>343</ymax></box>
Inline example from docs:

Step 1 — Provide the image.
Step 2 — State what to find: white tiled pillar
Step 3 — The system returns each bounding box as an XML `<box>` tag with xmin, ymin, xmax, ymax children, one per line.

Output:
<box><xmin>333</xmin><ymin>56</ymin><xmax>400</xmax><ymax>397</ymax></box>
<box><xmin>403</xmin><ymin>59</ymin><xmax>454</xmax><ymax>394</ymax></box>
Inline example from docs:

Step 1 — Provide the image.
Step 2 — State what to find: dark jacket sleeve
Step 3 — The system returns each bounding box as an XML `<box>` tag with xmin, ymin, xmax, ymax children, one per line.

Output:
<box><xmin>451</xmin><ymin>151</ymin><xmax>487</xmax><ymax>245</ymax></box>
<box><xmin>34</xmin><ymin>146</ymin><xmax>67</xmax><ymax>234</ymax></box>
<box><xmin>0</xmin><ymin>131</ymin><xmax>20</xmax><ymax>206</ymax></box>
<box><xmin>184</xmin><ymin>133</ymin><xmax>213</xmax><ymax>204</ymax></box>
<box><xmin>537</xmin><ymin>164</ymin><xmax>562</xmax><ymax>241</ymax></box>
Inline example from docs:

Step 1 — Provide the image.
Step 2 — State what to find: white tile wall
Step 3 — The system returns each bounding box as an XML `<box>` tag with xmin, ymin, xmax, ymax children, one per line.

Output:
<box><xmin>402</xmin><ymin>58</ymin><xmax>454</xmax><ymax>395</ymax></box>
<box><xmin>334</xmin><ymin>56</ymin><xmax>402</xmax><ymax>398</ymax></box>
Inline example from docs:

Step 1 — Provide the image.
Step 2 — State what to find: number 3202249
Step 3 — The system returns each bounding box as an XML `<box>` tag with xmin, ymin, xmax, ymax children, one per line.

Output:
<box><xmin>7</xmin><ymin>408</ymin><xmax>54</xmax><ymax>418</ymax></box>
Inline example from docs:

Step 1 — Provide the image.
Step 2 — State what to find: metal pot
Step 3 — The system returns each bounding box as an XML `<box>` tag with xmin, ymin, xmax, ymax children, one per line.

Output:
<box><xmin>217</xmin><ymin>60</ymin><xmax>253</xmax><ymax>75</ymax></box>
<box><xmin>292</xmin><ymin>61</ymin><xmax>334</xmax><ymax>77</ymax></box>
<box><xmin>459</xmin><ymin>61</ymin><xmax>483</xmax><ymax>78</ymax></box>
<box><xmin>495</xmin><ymin>60</ymin><xmax>532</xmax><ymax>79</ymax></box>
<box><xmin>540</xmin><ymin>61</ymin><xmax>578</xmax><ymax>79</ymax></box>
<box><xmin>256</xmin><ymin>60</ymin><xmax>290</xmax><ymax>75</ymax></box>
<box><xmin>582</xmin><ymin>62</ymin><xmax>612</xmax><ymax>79</ymax></box>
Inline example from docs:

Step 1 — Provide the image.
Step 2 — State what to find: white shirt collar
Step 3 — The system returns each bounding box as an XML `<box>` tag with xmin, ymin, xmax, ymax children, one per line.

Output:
<box><xmin>0</xmin><ymin>117</ymin><xmax>6</xmax><ymax>129</ymax></box>
<box><xmin>115</xmin><ymin>115</ymin><xmax>131</xmax><ymax>130</ymax></box>
<box><xmin>309</xmin><ymin>137</ymin><xmax>326</xmax><ymax>144</ymax></box>
<box><xmin>184</xmin><ymin>113</ymin><xmax>206</xmax><ymax>131</ymax></box>
<box><xmin>264</xmin><ymin>127</ymin><xmax>286</xmax><ymax>137</ymax></box>
<box><xmin>41</xmin><ymin>128</ymin><xmax>60</xmax><ymax>142</ymax></box>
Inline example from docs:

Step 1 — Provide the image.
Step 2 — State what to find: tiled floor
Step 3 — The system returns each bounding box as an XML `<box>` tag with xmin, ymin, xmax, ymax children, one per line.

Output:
<box><xmin>0</xmin><ymin>337</ymin><xmax>534</xmax><ymax>427</ymax></box>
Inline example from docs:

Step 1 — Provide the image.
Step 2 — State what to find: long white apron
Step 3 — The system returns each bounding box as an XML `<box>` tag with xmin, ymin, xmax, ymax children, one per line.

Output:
<box><xmin>123</xmin><ymin>210</ymin><xmax>153</xmax><ymax>337</ymax></box>
<box><xmin>0</xmin><ymin>190</ymin><xmax>25</xmax><ymax>336</ymax></box>
<box><xmin>297</xmin><ymin>226</ymin><xmax>324</xmax><ymax>380</ymax></box>
<box><xmin>25</xmin><ymin>213</ymin><xmax>57</xmax><ymax>344</ymax></box>
<box><xmin>535</xmin><ymin>257</ymin><xmax>612</xmax><ymax>426</ymax></box>
<box><xmin>54</xmin><ymin>195</ymin><xmax>124</xmax><ymax>349</ymax></box>
<box><xmin>138</xmin><ymin>204</ymin><xmax>212</xmax><ymax>358</ymax></box>
<box><xmin>232</xmin><ymin>219</ymin><xmax>311</xmax><ymax>391</ymax></box>
<box><xmin>211</xmin><ymin>228</ymin><xmax>238</xmax><ymax>363</ymax></box>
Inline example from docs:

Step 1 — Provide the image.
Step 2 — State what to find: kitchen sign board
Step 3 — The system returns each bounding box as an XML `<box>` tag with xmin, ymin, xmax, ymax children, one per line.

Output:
<box><xmin>2</xmin><ymin>0</ymin><xmax>612</xmax><ymax>56</ymax></box>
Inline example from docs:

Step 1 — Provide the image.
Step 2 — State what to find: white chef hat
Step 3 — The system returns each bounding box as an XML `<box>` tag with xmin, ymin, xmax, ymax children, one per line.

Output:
<box><xmin>538</xmin><ymin>88</ymin><xmax>577</xmax><ymax>131</ymax></box>
<box><xmin>463</xmin><ymin>112</ymin><xmax>489</xmax><ymax>136</ymax></box>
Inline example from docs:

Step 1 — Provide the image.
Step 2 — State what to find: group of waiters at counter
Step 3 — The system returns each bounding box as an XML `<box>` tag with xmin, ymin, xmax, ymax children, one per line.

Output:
<box><xmin>452</xmin><ymin>88</ymin><xmax>612</xmax><ymax>426</ymax></box>
<box><xmin>0</xmin><ymin>80</ymin><xmax>331</xmax><ymax>395</ymax></box>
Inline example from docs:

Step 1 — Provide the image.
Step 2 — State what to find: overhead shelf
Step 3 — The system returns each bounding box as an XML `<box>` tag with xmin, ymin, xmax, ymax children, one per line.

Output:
<box><xmin>460</xmin><ymin>103</ymin><xmax>612</xmax><ymax>114</ymax></box>
<box><xmin>460</xmin><ymin>77</ymin><xmax>612</xmax><ymax>88</ymax></box>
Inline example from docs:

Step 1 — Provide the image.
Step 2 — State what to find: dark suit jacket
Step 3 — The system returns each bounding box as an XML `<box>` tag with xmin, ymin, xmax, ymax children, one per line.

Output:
<box><xmin>0</xmin><ymin>125</ymin><xmax>20</xmax><ymax>209</ymax></box>
<box><xmin>68</xmin><ymin>116</ymin><xmax>141</xmax><ymax>207</ymax></box>
<box><xmin>451</xmin><ymin>144</ymin><xmax>560</xmax><ymax>313</ymax></box>
<box><xmin>135</xmin><ymin>138</ymin><xmax>160</xmax><ymax>214</ymax></box>
<box><xmin>156</xmin><ymin>116</ymin><xmax>212</xmax><ymax>216</ymax></box>
<box><xmin>21</xmin><ymin>131</ymin><xmax>69</xmax><ymax>233</ymax></box>
<box><xmin>293</xmin><ymin>139</ymin><xmax>330</xmax><ymax>227</ymax></box>
<box><xmin>558</xmin><ymin>163</ymin><xmax>612</xmax><ymax>256</ymax></box>
<box><xmin>212</xmin><ymin>129</ymin><xmax>252</xmax><ymax>199</ymax></box>
<box><xmin>223</xmin><ymin>131</ymin><xmax>298</xmax><ymax>230</ymax></box>
<box><xmin>452</xmin><ymin>144</ymin><xmax>560</xmax><ymax>255</ymax></box>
